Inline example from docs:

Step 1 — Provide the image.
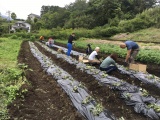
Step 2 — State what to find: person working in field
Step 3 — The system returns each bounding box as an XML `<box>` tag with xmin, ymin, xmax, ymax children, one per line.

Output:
<box><xmin>88</xmin><ymin>47</ymin><xmax>101</xmax><ymax>65</ymax></box>
<box><xmin>100</xmin><ymin>53</ymin><xmax>118</xmax><ymax>74</ymax></box>
<box><xmin>86</xmin><ymin>44</ymin><xmax>92</xmax><ymax>55</ymax></box>
<box><xmin>48</xmin><ymin>37</ymin><xmax>54</xmax><ymax>47</ymax></box>
<box><xmin>46</xmin><ymin>37</ymin><xmax>54</xmax><ymax>47</ymax></box>
<box><xmin>39</xmin><ymin>36</ymin><xmax>44</xmax><ymax>42</ymax></box>
<box><xmin>120</xmin><ymin>40</ymin><xmax>139</xmax><ymax>65</ymax></box>
<box><xmin>66</xmin><ymin>33</ymin><xmax>75</xmax><ymax>56</ymax></box>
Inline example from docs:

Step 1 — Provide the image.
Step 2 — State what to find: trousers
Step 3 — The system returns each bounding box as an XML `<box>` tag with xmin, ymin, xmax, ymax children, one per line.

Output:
<box><xmin>100</xmin><ymin>66</ymin><xmax>117</xmax><ymax>74</ymax></box>
<box><xmin>66</xmin><ymin>43</ymin><xmax>72</xmax><ymax>56</ymax></box>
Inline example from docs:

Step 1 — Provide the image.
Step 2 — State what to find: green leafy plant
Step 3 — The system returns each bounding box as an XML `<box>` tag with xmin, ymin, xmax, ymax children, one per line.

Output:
<box><xmin>101</xmin><ymin>73</ymin><xmax>108</xmax><ymax>78</ymax></box>
<box><xmin>4</xmin><ymin>85</ymin><xmax>19</xmax><ymax>104</ymax></box>
<box><xmin>18</xmin><ymin>63</ymin><xmax>33</xmax><ymax>80</ymax></box>
<box><xmin>140</xmin><ymin>88</ymin><xmax>149</xmax><ymax>96</ymax></box>
<box><xmin>148</xmin><ymin>104</ymin><xmax>160</xmax><ymax>113</ymax></box>
<box><xmin>82</xmin><ymin>96</ymin><xmax>94</xmax><ymax>105</ymax></box>
<box><xmin>72</xmin><ymin>86</ymin><xmax>78</xmax><ymax>93</ymax></box>
<box><xmin>118</xmin><ymin>117</ymin><xmax>125</xmax><ymax>120</ymax></box>
<box><xmin>78</xmin><ymin>82</ymin><xmax>85</xmax><ymax>88</ymax></box>
<box><xmin>90</xmin><ymin>103</ymin><xmax>104</xmax><ymax>116</ymax></box>
<box><xmin>124</xmin><ymin>93</ymin><xmax>131</xmax><ymax>99</ymax></box>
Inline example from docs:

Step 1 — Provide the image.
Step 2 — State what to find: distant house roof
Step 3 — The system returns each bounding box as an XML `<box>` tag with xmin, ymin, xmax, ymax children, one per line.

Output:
<box><xmin>28</xmin><ymin>13</ymin><xmax>40</xmax><ymax>18</ymax></box>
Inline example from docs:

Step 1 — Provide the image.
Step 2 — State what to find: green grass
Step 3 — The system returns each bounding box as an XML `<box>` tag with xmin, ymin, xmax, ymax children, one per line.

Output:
<box><xmin>0</xmin><ymin>38</ymin><xmax>21</xmax><ymax>67</ymax></box>
<box><xmin>0</xmin><ymin>38</ymin><xmax>25</xmax><ymax>119</ymax></box>
<box><xmin>111</xmin><ymin>28</ymin><xmax>160</xmax><ymax>42</ymax></box>
<box><xmin>56</xmin><ymin>38</ymin><xmax>160</xmax><ymax>64</ymax></box>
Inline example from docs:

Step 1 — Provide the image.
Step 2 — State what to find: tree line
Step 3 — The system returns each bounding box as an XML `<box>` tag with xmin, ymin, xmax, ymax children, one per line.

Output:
<box><xmin>31</xmin><ymin>0</ymin><xmax>157</xmax><ymax>30</ymax></box>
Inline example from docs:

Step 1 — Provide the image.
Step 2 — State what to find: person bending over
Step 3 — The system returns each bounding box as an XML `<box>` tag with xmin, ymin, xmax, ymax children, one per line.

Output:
<box><xmin>100</xmin><ymin>53</ymin><xmax>118</xmax><ymax>74</ymax></box>
<box><xmin>88</xmin><ymin>47</ymin><xmax>101</xmax><ymax>65</ymax></box>
<box><xmin>120</xmin><ymin>40</ymin><xmax>139</xmax><ymax>65</ymax></box>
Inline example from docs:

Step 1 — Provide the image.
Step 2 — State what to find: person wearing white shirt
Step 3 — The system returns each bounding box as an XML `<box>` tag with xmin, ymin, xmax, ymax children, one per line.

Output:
<box><xmin>88</xmin><ymin>47</ymin><xmax>101</xmax><ymax>64</ymax></box>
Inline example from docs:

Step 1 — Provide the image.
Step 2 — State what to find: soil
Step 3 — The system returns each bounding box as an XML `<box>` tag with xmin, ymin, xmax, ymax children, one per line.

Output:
<box><xmin>8</xmin><ymin>41</ymin><xmax>84</xmax><ymax>120</ymax></box>
<box><xmin>33</xmin><ymin>42</ymin><xmax>152</xmax><ymax>120</ymax></box>
<box><xmin>55</xmin><ymin>42</ymin><xmax>160</xmax><ymax>78</ymax></box>
<box><xmin>53</xmin><ymin>42</ymin><xmax>160</xmax><ymax>99</ymax></box>
<box><xmin>8</xmin><ymin>41</ymin><xmax>157</xmax><ymax>120</ymax></box>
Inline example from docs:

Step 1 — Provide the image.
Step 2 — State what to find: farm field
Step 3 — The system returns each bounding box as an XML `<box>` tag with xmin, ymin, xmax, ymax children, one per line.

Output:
<box><xmin>8</xmin><ymin>41</ymin><xmax>84</xmax><ymax>120</ymax></box>
<box><xmin>55</xmin><ymin>40</ymin><xmax>160</xmax><ymax>77</ymax></box>
<box><xmin>8</xmin><ymin>40</ymin><xmax>160</xmax><ymax>120</ymax></box>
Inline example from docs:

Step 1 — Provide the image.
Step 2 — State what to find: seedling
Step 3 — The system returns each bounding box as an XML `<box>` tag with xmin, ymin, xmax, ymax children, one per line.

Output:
<box><xmin>141</xmin><ymin>89</ymin><xmax>148</xmax><ymax>96</ymax></box>
<box><xmin>18</xmin><ymin>63</ymin><xmax>33</xmax><ymax>81</ymax></box>
<box><xmin>72</xmin><ymin>86</ymin><xmax>78</xmax><ymax>93</ymax></box>
<box><xmin>101</xmin><ymin>73</ymin><xmax>108</xmax><ymax>78</ymax></box>
<box><xmin>124</xmin><ymin>93</ymin><xmax>131</xmax><ymax>99</ymax></box>
<box><xmin>148</xmin><ymin>104</ymin><xmax>160</xmax><ymax>112</ymax></box>
<box><xmin>78</xmin><ymin>82</ymin><xmax>85</xmax><ymax>88</ymax></box>
<box><xmin>86</xmin><ymin>66</ymin><xmax>92</xmax><ymax>69</ymax></box>
<box><xmin>90</xmin><ymin>103</ymin><xmax>104</xmax><ymax>116</ymax></box>
<box><xmin>82</xmin><ymin>96</ymin><xmax>94</xmax><ymax>105</ymax></box>
<box><xmin>118</xmin><ymin>116</ymin><xmax>125</xmax><ymax>120</ymax></box>
<box><xmin>113</xmin><ymin>82</ymin><xmax>121</xmax><ymax>87</ymax></box>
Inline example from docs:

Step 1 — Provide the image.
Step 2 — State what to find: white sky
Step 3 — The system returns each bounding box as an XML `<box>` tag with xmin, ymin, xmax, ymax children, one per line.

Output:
<box><xmin>0</xmin><ymin>0</ymin><xmax>76</xmax><ymax>20</ymax></box>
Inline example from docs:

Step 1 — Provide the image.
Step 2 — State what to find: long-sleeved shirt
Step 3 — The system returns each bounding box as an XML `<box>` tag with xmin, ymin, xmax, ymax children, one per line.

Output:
<box><xmin>68</xmin><ymin>35</ymin><xmax>75</xmax><ymax>44</ymax></box>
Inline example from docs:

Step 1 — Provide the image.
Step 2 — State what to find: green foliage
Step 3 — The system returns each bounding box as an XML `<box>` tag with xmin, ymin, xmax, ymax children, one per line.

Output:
<box><xmin>0</xmin><ymin>38</ymin><xmax>28</xmax><ymax>119</ymax></box>
<box><xmin>30</xmin><ymin>35</ymin><xmax>35</xmax><ymax>41</ymax></box>
<box><xmin>90</xmin><ymin>103</ymin><xmax>104</xmax><ymax>116</ymax></box>
<box><xmin>38</xmin><ymin>0</ymin><xmax>157</xmax><ymax>30</ymax></box>
<box><xmin>57</xmin><ymin>39</ymin><xmax>160</xmax><ymax>64</ymax></box>
<box><xmin>119</xmin><ymin>7</ymin><xmax>160</xmax><ymax>32</ymax></box>
<box><xmin>2</xmin><ymin>32</ymin><xmax>37</xmax><ymax>40</ymax></box>
<box><xmin>4</xmin><ymin>85</ymin><xmax>19</xmax><ymax>104</ymax></box>
<box><xmin>38</xmin><ymin>29</ymin><xmax>53</xmax><ymax>38</ymax></box>
<box><xmin>10</xmin><ymin>35</ymin><xmax>18</xmax><ymax>39</ymax></box>
<box><xmin>100</xmin><ymin>27</ymin><xmax>121</xmax><ymax>37</ymax></box>
<box><xmin>1</xmin><ymin>68</ymin><xmax>22</xmax><ymax>83</ymax></box>
<box><xmin>11</xmin><ymin>12</ymin><xmax>17</xmax><ymax>20</ymax></box>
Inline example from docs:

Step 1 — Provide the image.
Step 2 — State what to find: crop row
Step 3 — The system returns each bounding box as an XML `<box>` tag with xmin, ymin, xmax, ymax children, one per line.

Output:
<box><xmin>29</xmin><ymin>42</ymin><xmax>115</xmax><ymax>120</ymax></box>
<box><xmin>56</xmin><ymin>40</ymin><xmax>160</xmax><ymax>64</ymax></box>
<box><xmin>38</xmin><ymin>42</ymin><xmax>160</xmax><ymax>120</ymax></box>
<box><xmin>45</xmin><ymin>42</ymin><xmax>160</xmax><ymax>90</ymax></box>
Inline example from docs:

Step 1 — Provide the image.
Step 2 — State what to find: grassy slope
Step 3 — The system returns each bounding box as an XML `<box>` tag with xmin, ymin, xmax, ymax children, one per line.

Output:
<box><xmin>111</xmin><ymin>28</ymin><xmax>160</xmax><ymax>42</ymax></box>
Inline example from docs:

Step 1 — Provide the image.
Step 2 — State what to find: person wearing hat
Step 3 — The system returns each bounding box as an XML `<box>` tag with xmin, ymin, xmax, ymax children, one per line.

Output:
<box><xmin>120</xmin><ymin>40</ymin><xmax>139</xmax><ymax>65</ymax></box>
<box><xmin>86</xmin><ymin>44</ymin><xmax>92</xmax><ymax>55</ymax></box>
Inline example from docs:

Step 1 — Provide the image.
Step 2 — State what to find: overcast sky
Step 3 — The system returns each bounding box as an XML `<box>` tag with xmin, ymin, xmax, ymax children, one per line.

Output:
<box><xmin>0</xmin><ymin>0</ymin><xmax>76</xmax><ymax>19</ymax></box>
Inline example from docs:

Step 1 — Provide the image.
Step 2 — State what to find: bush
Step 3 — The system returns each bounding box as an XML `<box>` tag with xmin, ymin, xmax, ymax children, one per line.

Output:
<box><xmin>99</xmin><ymin>27</ymin><xmax>120</xmax><ymax>37</ymax></box>
<box><xmin>10</xmin><ymin>35</ymin><xmax>18</xmax><ymax>39</ymax></box>
<box><xmin>30</xmin><ymin>35</ymin><xmax>35</xmax><ymax>41</ymax></box>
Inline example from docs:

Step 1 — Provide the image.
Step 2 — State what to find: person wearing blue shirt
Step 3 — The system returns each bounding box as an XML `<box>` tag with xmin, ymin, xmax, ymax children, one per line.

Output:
<box><xmin>120</xmin><ymin>40</ymin><xmax>139</xmax><ymax>64</ymax></box>
<box><xmin>66</xmin><ymin>33</ymin><xmax>75</xmax><ymax>56</ymax></box>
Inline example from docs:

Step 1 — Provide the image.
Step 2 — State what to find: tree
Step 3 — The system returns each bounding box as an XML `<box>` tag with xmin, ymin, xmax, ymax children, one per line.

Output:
<box><xmin>11</xmin><ymin>12</ymin><xmax>17</xmax><ymax>20</ymax></box>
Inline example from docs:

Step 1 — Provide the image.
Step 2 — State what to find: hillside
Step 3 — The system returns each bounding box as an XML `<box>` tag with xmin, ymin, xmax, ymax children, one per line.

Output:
<box><xmin>111</xmin><ymin>28</ymin><xmax>160</xmax><ymax>42</ymax></box>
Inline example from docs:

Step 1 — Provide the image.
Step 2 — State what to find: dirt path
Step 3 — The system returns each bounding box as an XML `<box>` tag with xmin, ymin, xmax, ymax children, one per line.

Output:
<box><xmin>8</xmin><ymin>41</ymin><xmax>84</xmax><ymax>120</ymax></box>
<box><xmin>34</xmin><ymin>42</ymin><xmax>151</xmax><ymax>120</ymax></box>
